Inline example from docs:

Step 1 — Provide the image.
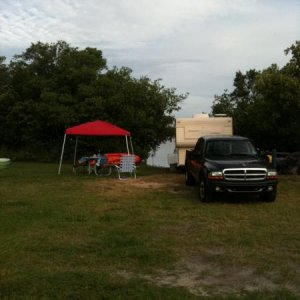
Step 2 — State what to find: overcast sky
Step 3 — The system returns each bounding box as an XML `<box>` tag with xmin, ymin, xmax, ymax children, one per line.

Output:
<box><xmin>0</xmin><ymin>0</ymin><xmax>299</xmax><ymax>117</ymax></box>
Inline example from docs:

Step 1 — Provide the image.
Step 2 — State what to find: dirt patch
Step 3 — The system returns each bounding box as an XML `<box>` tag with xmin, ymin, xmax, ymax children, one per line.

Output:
<box><xmin>84</xmin><ymin>174</ymin><xmax>185</xmax><ymax>194</ymax></box>
<box><xmin>127</xmin><ymin>180</ymin><xmax>168</xmax><ymax>189</ymax></box>
<box><xmin>125</xmin><ymin>176</ymin><xmax>190</xmax><ymax>197</ymax></box>
<box><xmin>118</xmin><ymin>253</ymin><xmax>298</xmax><ymax>297</ymax></box>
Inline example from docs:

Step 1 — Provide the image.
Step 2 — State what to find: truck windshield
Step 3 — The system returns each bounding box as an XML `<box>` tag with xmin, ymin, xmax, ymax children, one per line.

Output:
<box><xmin>206</xmin><ymin>140</ymin><xmax>257</xmax><ymax>159</ymax></box>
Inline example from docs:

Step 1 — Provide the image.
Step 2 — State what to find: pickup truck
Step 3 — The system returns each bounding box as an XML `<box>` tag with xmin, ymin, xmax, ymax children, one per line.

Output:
<box><xmin>185</xmin><ymin>135</ymin><xmax>278</xmax><ymax>202</ymax></box>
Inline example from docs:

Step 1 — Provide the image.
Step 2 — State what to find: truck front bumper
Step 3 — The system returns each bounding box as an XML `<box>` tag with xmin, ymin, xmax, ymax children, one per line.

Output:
<box><xmin>206</xmin><ymin>179</ymin><xmax>278</xmax><ymax>194</ymax></box>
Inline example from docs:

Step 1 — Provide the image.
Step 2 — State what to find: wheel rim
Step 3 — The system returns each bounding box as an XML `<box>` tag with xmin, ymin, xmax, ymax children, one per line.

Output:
<box><xmin>199</xmin><ymin>181</ymin><xmax>205</xmax><ymax>200</ymax></box>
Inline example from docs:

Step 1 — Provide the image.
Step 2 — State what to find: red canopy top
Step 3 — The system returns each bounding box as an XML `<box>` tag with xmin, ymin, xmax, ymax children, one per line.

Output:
<box><xmin>65</xmin><ymin>120</ymin><xmax>130</xmax><ymax>136</ymax></box>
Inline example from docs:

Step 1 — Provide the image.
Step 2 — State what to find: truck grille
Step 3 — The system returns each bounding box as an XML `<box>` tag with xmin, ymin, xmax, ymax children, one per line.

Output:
<box><xmin>223</xmin><ymin>168</ymin><xmax>267</xmax><ymax>181</ymax></box>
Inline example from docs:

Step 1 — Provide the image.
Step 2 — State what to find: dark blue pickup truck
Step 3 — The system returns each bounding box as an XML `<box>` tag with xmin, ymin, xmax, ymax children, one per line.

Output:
<box><xmin>185</xmin><ymin>135</ymin><xmax>278</xmax><ymax>202</ymax></box>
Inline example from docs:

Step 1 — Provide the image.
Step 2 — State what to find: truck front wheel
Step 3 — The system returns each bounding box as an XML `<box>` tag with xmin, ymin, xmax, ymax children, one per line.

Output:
<box><xmin>199</xmin><ymin>179</ymin><xmax>213</xmax><ymax>202</ymax></box>
<box><xmin>260</xmin><ymin>187</ymin><xmax>277</xmax><ymax>202</ymax></box>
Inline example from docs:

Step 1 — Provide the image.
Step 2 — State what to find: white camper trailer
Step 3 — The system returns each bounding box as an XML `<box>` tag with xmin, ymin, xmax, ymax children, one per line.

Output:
<box><xmin>170</xmin><ymin>114</ymin><xmax>233</xmax><ymax>168</ymax></box>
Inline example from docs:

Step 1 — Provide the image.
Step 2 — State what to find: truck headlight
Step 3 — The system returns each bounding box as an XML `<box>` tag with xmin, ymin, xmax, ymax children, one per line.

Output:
<box><xmin>266</xmin><ymin>171</ymin><xmax>278</xmax><ymax>180</ymax></box>
<box><xmin>208</xmin><ymin>171</ymin><xmax>223</xmax><ymax>180</ymax></box>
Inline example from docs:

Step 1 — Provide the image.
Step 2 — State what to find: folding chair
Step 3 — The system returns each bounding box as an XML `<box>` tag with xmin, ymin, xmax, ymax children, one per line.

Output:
<box><xmin>114</xmin><ymin>154</ymin><xmax>137</xmax><ymax>180</ymax></box>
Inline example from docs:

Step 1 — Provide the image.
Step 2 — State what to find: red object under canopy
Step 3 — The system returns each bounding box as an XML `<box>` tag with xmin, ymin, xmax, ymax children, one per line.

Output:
<box><xmin>65</xmin><ymin>120</ymin><xmax>130</xmax><ymax>136</ymax></box>
<box><xmin>58</xmin><ymin>120</ymin><xmax>133</xmax><ymax>174</ymax></box>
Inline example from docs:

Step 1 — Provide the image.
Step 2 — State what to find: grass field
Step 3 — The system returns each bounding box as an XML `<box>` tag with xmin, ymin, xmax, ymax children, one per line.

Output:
<box><xmin>0</xmin><ymin>162</ymin><xmax>299</xmax><ymax>299</ymax></box>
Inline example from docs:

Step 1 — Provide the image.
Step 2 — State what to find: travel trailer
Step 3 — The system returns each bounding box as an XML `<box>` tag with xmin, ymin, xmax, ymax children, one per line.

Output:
<box><xmin>168</xmin><ymin>114</ymin><xmax>233</xmax><ymax>168</ymax></box>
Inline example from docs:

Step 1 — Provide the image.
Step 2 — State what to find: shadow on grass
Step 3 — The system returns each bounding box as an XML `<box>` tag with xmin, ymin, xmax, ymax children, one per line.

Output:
<box><xmin>214</xmin><ymin>194</ymin><xmax>268</xmax><ymax>205</ymax></box>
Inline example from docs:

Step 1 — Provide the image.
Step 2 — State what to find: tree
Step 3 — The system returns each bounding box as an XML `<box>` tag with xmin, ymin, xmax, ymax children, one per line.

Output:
<box><xmin>72</xmin><ymin>66</ymin><xmax>185</xmax><ymax>158</ymax></box>
<box><xmin>0</xmin><ymin>41</ymin><xmax>186</xmax><ymax>160</ymax></box>
<box><xmin>0</xmin><ymin>56</ymin><xmax>8</xmax><ymax>93</ymax></box>
<box><xmin>0</xmin><ymin>57</ymin><xmax>11</xmax><ymax>150</ymax></box>
<box><xmin>254</xmin><ymin>64</ymin><xmax>300</xmax><ymax>150</ymax></box>
<box><xmin>212</xmin><ymin>42</ymin><xmax>300</xmax><ymax>152</ymax></box>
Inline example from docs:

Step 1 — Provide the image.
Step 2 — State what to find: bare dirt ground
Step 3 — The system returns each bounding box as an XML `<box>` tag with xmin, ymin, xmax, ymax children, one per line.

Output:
<box><xmin>118</xmin><ymin>256</ymin><xmax>280</xmax><ymax>297</ymax></box>
<box><xmin>111</xmin><ymin>173</ymin><xmax>186</xmax><ymax>192</ymax></box>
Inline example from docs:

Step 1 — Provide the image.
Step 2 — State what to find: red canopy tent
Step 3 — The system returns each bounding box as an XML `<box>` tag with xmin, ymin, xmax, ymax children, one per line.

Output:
<box><xmin>58</xmin><ymin>120</ymin><xmax>133</xmax><ymax>174</ymax></box>
<box><xmin>65</xmin><ymin>120</ymin><xmax>130</xmax><ymax>136</ymax></box>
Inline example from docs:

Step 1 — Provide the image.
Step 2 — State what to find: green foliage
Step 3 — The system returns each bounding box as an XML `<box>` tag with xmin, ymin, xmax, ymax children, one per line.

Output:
<box><xmin>0</xmin><ymin>56</ymin><xmax>8</xmax><ymax>94</ymax></box>
<box><xmin>0</xmin><ymin>41</ymin><xmax>186</xmax><ymax>160</ymax></box>
<box><xmin>96</xmin><ymin>67</ymin><xmax>184</xmax><ymax>157</ymax></box>
<box><xmin>212</xmin><ymin>41</ymin><xmax>300</xmax><ymax>152</ymax></box>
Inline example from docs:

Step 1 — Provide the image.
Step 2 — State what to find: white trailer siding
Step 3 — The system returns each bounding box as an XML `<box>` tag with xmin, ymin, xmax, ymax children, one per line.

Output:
<box><xmin>176</xmin><ymin>115</ymin><xmax>233</xmax><ymax>166</ymax></box>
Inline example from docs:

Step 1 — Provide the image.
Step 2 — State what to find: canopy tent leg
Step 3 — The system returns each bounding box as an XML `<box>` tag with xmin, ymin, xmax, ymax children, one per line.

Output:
<box><xmin>58</xmin><ymin>134</ymin><xmax>67</xmax><ymax>175</ymax></box>
<box><xmin>129</xmin><ymin>136</ymin><xmax>134</xmax><ymax>154</ymax></box>
<box><xmin>73</xmin><ymin>137</ymin><xmax>78</xmax><ymax>166</ymax></box>
<box><xmin>125</xmin><ymin>136</ymin><xmax>130</xmax><ymax>154</ymax></box>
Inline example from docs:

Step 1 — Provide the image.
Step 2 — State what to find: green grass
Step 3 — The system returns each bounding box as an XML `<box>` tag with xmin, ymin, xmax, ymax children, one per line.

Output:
<box><xmin>0</xmin><ymin>162</ymin><xmax>300</xmax><ymax>299</ymax></box>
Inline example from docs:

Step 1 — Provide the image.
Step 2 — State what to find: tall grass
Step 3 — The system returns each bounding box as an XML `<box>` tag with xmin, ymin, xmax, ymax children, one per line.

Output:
<box><xmin>0</xmin><ymin>162</ymin><xmax>299</xmax><ymax>299</ymax></box>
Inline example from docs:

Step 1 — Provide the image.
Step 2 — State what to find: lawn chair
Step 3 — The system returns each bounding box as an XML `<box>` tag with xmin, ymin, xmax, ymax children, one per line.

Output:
<box><xmin>114</xmin><ymin>154</ymin><xmax>137</xmax><ymax>180</ymax></box>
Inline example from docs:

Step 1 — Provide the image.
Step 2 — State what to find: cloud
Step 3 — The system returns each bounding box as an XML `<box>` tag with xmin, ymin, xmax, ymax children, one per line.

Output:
<box><xmin>0</xmin><ymin>0</ymin><xmax>299</xmax><ymax>117</ymax></box>
<box><xmin>0</xmin><ymin>0</ymin><xmax>262</xmax><ymax>50</ymax></box>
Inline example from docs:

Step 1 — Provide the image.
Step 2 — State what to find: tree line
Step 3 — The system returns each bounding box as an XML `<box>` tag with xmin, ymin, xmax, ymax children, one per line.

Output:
<box><xmin>0</xmin><ymin>41</ymin><xmax>186</xmax><ymax>160</ymax></box>
<box><xmin>212</xmin><ymin>41</ymin><xmax>300</xmax><ymax>152</ymax></box>
<box><xmin>1</xmin><ymin>40</ymin><xmax>299</xmax><ymax>161</ymax></box>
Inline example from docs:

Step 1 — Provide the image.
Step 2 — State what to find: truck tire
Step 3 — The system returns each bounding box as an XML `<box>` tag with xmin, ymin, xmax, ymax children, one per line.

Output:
<box><xmin>260</xmin><ymin>187</ymin><xmax>277</xmax><ymax>202</ymax></box>
<box><xmin>199</xmin><ymin>179</ymin><xmax>213</xmax><ymax>202</ymax></box>
<box><xmin>185</xmin><ymin>169</ymin><xmax>196</xmax><ymax>186</ymax></box>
